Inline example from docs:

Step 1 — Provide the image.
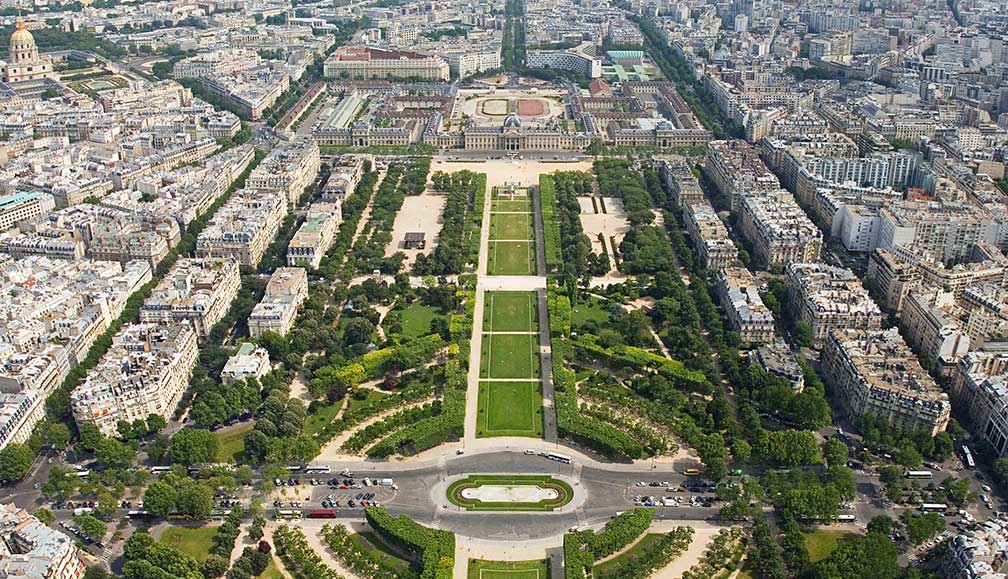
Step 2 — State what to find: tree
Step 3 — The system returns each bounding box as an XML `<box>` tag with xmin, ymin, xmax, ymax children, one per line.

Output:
<box><xmin>823</xmin><ymin>438</ymin><xmax>848</xmax><ymax>468</ymax></box>
<box><xmin>901</xmin><ymin>511</ymin><xmax>945</xmax><ymax>545</ymax></box>
<box><xmin>35</xmin><ymin>508</ymin><xmax>55</xmax><ymax>526</ymax></box>
<box><xmin>867</xmin><ymin>515</ymin><xmax>895</xmax><ymax>536</ymax></box>
<box><xmin>73</xmin><ymin>513</ymin><xmax>107</xmax><ymax>542</ymax></box>
<box><xmin>811</xmin><ymin>532</ymin><xmax>899</xmax><ymax>579</ymax></box>
<box><xmin>146</xmin><ymin>414</ymin><xmax>167</xmax><ymax>434</ymax></box>
<box><xmin>169</xmin><ymin>429</ymin><xmax>219</xmax><ymax>466</ymax></box>
<box><xmin>793</xmin><ymin>321</ymin><xmax>813</xmax><ymax>347</ymax></box>
<box><xmin>143</xmin><ymin>481</ymin><xmax>178</xmax><ymax>517</ymax></box>
<box><xmin>84</xmin><ymin>566</ymin><xmax>114</xmax><ymax>579</ymax></box>
<box><xmin>201</xmin><ymin>553</ymin><xmax>229</xmax><ymax>578</ymax></box>
<box><xmin>94</xmin><ymin>438</ymin><xmax>136</xmax><ymax>468</ymax></box>
<box><xmin>342</xmin><ymin>317</ymin><xmax>376</xmax><ymax>346</ymax></box>
<box><xmin>176</xmin><ymin>482</ymin><xmax>214</xmax><ymax>520</ymax></box>
<box><xmin>79</xmin><ymin>423</ymin><xmax>104</xmax><ymax>452</ymax></box>
<box><xmin>0</xmin><ymin>444</ymin><xmax>33</xmax><ymax>481</ymax></box>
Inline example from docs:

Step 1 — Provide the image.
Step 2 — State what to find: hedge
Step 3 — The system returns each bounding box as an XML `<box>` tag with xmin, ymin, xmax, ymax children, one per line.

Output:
<box><xmin>573</xmin><ymin>334</ymin><xmax>708</xmax><ymax>393</ymax></box>
<box><xmin>539</xmin><ymin>174</ymin><xmax>562</xmax><ymax>273</ymax></box>
<box><xmin>364</xmin><ymin>507</ymin><xmax>454</xmax><ymax>579</ymax></box>
<box><xmin>563</xmin><ymin>509</ymin><xmax>660</xmax><ymax>578</ymax></box>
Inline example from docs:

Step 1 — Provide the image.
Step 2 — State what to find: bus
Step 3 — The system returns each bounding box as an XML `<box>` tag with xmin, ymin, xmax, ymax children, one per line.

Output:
<box><xmin>905</xmin><ymin>469</ymin><xmax>933</xmax><ymax>480</ymax></box>
<box><xmin>127</xmin><ymin>510</ymin><xmax>152</xmax><ymax>519</ymax></box>
<box><xmin>74</xmin><ymin>470</ymin><xmax>91</xmax><ymax>478</ymax></box>
<box><xmin>150</xmin><ymin>466</ymin><xmax>172</xmax><ymax>474</ymax></box>
<box><xmin>962</xmin><ymin>445</ymin><xmax>975</xmax><ymax>470</ymax></box>
<box><xmin>837</xmin><ymin>514</ymin><xmax>856</xmax><ymax>522</ymax></box>
<box><xmin>545</xmin><ymin>452</ymin><xmax>572</xmax><ymax>464</ymax></box>
<box><xmin>307</xmin><ymin>509</ymin><xmax>338</xmax><ymax>519</ymax></box>
<box><xmin>286</xmin><ymin>464</ymin><xmax>302</xmax><ymax>473</ymax></box>
<box><xmin>304</xmin><ymin>464</ymin><xmax>331</xmax><ymax>474</ymax></box>
<box><xmin>921</xmin><ymin>503</ymin><xmax>948</xmax><ymax>513</ymax></box>
<box><xmin>275</xmin><ymin>509</ymin><xmax>303</xmax><ymax>519</ymax></box>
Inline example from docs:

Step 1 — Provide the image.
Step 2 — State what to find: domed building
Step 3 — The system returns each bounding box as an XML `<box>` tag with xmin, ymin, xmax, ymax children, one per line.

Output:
<box><xmin>3</xmin><ymin>17</ymin><xmax>55</xmax><ymax>83</ymax></box>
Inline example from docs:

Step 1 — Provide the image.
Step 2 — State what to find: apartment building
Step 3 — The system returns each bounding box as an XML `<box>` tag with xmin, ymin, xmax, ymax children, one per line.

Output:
<box><xmin>70</xmin><ymin>322</ymin><xmax>198</xmax><ymax>437</ymax></box>
<box><xmin>246</xmin><ymin>138</ymin><xmax>321</xmax><ymax>205</ymax></box>
<box><xmin>0</xmin><ymin>503</ymin><xmax>83</xmax><ymax>579</ymax></box>
<box><xmin>683</xmin><ymin>201</ymin><xmax>738</xmax><ymax>270</ymax></box>
<box><xmin>248</xmin><ymin>267</ymin><xmax>308</xmax><ymax>338</ymax></box>
<box><xmin>738</xmin><ymin>191</ymin><xmax>822</xmax><ymax>270</ymax></box>
<box><xmin>323</xmin><ymin>46</ymin><xmax>449</xmax><ymax>81</ymax></box>
<box><xmin>820</xmin><ymin>328</ymin><xmax>951</xmax><ymax>436</ymax></box>
<box><xmin>715</xmin><ymin>267</ymin><xmax>776</xmax><ymax>345</ymax></box>
<box><xmin>953</xmin><ymin>351</ymin><xmax>1008</xmax><ymax>459</ymax></box>
<box><xmin>878</xmin><ymin>201</ymin><xmax>1004</xmax><ymax>264</ymax></box>
<box><xmin>785</xmin><ymin>262</ymin><xmax>882</xmax><ymax>344</ymax></box>
<box><xmin>323</xmin><ymin>158</ymin><xmax>363</xmax><ymax>201</ymax></box>
<box><xmin>901</xmin><ymin>289</ymin><xmax>971</xmax><ymax>373</ymax></box>
<box><xmin>139</xmin><ymin>258</ymin><xmax>241</xmax><ymax>336</ymax></box>
<box><xmin>287</xmin><ymin>201</ymin><xmax>341</xmax><ymax>269</ymax></box>
<box><xmin>659</xmin><ymin>158</ymin><xmax>704</xmax><ymax>205</ymax></box>
<box><xmin>940</xmin><ymin>517</ymin><xmax>1008</xmax><ymax>579</ymax></box>
<box><xmin>866</xmin><ymin>248</ymin><xmax>921</xmax><ymax>312</ymax></box>
<box><xmin>0</xmin><ymin>389</ymin><xmax>44</xmax><ymax>450</ymax></box>
<box><xmin>0</xmin><ymin>192</ymin><xmax>54</xmax><ymax>232</ymax></box>
<box><xmin>703</xmin><ymin>140</ymin><xmax>780</xmax><ymax>210</ymax></box>
<box><xmin>221</xmin><ymin>342</ymin><xmax>271</xmax><ymax>385</ymax></box>
<box><xmin>752</xmin><ymin>340</ymin><xmax>805</xmax><ymax>392</ymax></box>
<box><xmin>196</xmin><ymin>189</ymin><xmax>287</xmax><ymax>268</ymax></box>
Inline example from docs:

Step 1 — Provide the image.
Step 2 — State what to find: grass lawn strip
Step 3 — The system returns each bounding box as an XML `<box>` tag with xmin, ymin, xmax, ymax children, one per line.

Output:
<box><xmin>350</xmin><ymin>531</ymin><xmax>416</xmax><ymax>576</ymax></box>
<box><xmin>483</xmin><ymin>291</ymin><xmax>537</xmax><ymax>333</ymax></box>
<box><xmin>214</xmin><ymin>422</ymin><xmax>253</xmax><ymax>462</ymax></box>
<box><xmin>488</xmin><ymin>241</ymin><xmax>535</xmax><ymax>275</ymax></box>
<box><xmin>468</xmin><ymin>558</ymin><xmax>549</xmax><ymax>579</ymax></box>
<box><xmin>803</xmin><ymin>530</ymin><xmax>856</xmax><ymax>564</ymax></box>
<box><xmin>593</xmin><ymin>533</ymin><xmax>665</xmax><ymax>577</ymax></box>
<box><xmin>480</xmin><ymin>333</ymin><xmax>539</xmax><ymax>379</ymax></box>
<box><xmin>447</xmin><ymin>475</ymin><xmax>574</xmax><ymax>511</ymax></box>
<box><xmin>490</xmin><ymin>212</ymin><xmax>532</xmax><ymax>241</ymax></box>
<box><xmin>160</xmin><ymin>526</ymin><xmax>217</xmax><ymax>563</ymax></box>
<box><xmin>477</xmin><ymin>381</ymin><xmax>542</xmax><ymax>437</ymax></box>
<box><xmin>492</xmin><ymin>199</ymin><xmax>532</xmax><ymax>212</ymax></box>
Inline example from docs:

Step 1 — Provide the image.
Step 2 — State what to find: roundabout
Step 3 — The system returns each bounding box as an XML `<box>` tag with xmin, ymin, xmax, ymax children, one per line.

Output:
<box><xmin>445</xmin><ymin>474</ymin><xmax>576</xmax><ymax>512</ymax></box>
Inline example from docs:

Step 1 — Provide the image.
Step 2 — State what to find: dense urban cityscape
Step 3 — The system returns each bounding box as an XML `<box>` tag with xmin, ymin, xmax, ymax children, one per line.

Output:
<box><xmin>0</xmin><ymin>0</ymin><xmax>1007</xmax><ymax>578</ymax></box>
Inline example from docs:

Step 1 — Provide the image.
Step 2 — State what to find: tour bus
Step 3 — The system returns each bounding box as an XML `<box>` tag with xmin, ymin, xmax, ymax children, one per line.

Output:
<box><xmin>307</xmin><ymin>509</ymin><xmax>338</xmax><ymax>519</ymax></box>
<box><xmin>905</xmin><ymin>469</ymin><xmax>933</xmax><ymax>480</ymax></box>
<box><xmin>546</xmin><ymin>452</ymin><xmax>572</xmax><ymax>464</ymax></box>
<box><xmin>921</xmin><ymin>503</ymin><xmax>948</xmax><ymax>513</ymax></box>
<box><xmin>275</xmin><ymin>509</ymin><xmax>303</xmax><ymax>519</ymax></box>
<box><xmin>962</xmin><ymin>445</ymin><xmax>976</xmax><ymax>469</ymax></box>
<box><xmin>127</xmin><ymin>510</ymin><xmax>152</xmax><ymax>519</ymax></box>
<box><xmin>837</xmin><ymin>514</ymin><xmax>856</xmax><ymax>522</ymax></box>
<box><xmin>150</xmin><ymin>466</ymin><xmax>172</xmax><ymax>474</ymax></box>
<box><xmin>304</xmin><ymin>464</ymin><xmax>331</xmax><ymax>474</ymax></box>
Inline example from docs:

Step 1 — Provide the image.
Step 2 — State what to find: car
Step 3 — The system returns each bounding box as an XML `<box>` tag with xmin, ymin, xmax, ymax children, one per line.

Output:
<box><xmin>649</xmin><ymin>482</ymin><xmax>662</xmax><ymax>487</ymax></box>
<box><xmin>456</xmin><ymin>449</ymin><xmax>465</xmax><ymax>455</ymax></box>
<box><xmin>729</xmin><ymin>469</ymin><xmax>743</xmax><ymax>476</ymax></box>
<box><xmin>983</xmin><ymin>485</ymin><xmax>992</xmax><ymax>492</ymax></box>
<box><xmin>637</xmin><ymin>481</ymin><xmax>648</xmax><ymax>487</ymax></box>
<box><xmin>524</xmin><ymin>449</ymin><xmax>537</xmax><ymax>455</ymax></box>
<box><xmin>683</xmin><ymin>468</ymin><xmax>701</xmax><ymax>476</ymax></box>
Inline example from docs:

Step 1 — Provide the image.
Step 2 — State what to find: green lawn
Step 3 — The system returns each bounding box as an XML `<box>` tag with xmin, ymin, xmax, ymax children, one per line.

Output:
<box><xmin>262</xmin><ymin>558</ymin><xmax>285</xmax><ymax>579</ymax></box>
<box><xmin>483</xmin><ymin>291</ymin><xmax>538</xmax><ymax>333</ymax></box>
<box><xmin>214</xmin><ymin>422</ymin><xmax>253</xmax><ymax>462</ymax></box>
<box><xmin>490</xmin><ymin>212</ymin><xmax>532</xmax><ymax>241</ymax></box>
<box><xmin>803</xmin><ymin>530</ymin><xmax>857</xmax><ymax>563</ymax></box>
<box><xmin>469</xmin><ymin>559</ymin><xmax>550</xmax><ymax>579</ymax></box>
<box><xmin>594</xmin><ymin>534</ymin><xmax>665</xmax><ymax>578</ymax></box>
<box><xmin>488</xmin><ymin>241</ymin><xmax>535</xmax><ymax>275</ymax></box>
<box><xmin>346</xmin><ymin>388</ymin><xmax>388</xmax><ymax>414</ymax></box>
<box><xmin>390</xmin><ymin>303</ymin><xmax>442</xmax><ymax>338</ymax></box>
<box><xmin>160</xmin><ymin>526</ymin><xmax>217</xmax><ymax>563</ymax></box>
<box><xmin>480</xmin><ymin>334</ymin><xmax>539</xmax><ymax>379</ymax></box>
<box><xmin>302</xmin><ymin>398</ymin><xmax>343</xmax><ymax>437</ymax></box>
<box><xmin>572</xmin><ymin>298</ymin><xmax>610</xmax><ymax>329</ymax></box>
<box><xmin>492</xmin><ymin>199</ymin><xmax>532</xmax><ymax>212</ymax></box>
<box><xmin>477</xmin><ymin>381</ymin><xmax>543</xmax><ymax>437</ymax></box>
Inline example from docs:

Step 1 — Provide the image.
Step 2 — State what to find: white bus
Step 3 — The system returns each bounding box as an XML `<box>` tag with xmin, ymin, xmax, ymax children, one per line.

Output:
<box><xmin>150</xmin><ymin>466</ymin><xmax>172</xmax><ymax>474</ymax></box>
<box><xmin>905</xmin><ymin>469</ymin><xmax>933</xmax><ymax>480</ymax></box>
<box><xmin>74</xmin><ymin>470</ymin><xmax>91</xmax><ymax>478</ymax></box>
<box><xmin>921</xmin><ymin>503</ymin><xmax>948</xmax><ymax>513</ymax></box>
<box><xmin>546</xmin><ymin>452</ymin><xmax>572</xmax><ymax>464</ymax></box>
<box><xmin>962</xmin><ymin>445</ymin><xmax>975</xmax><ymax>470</ymax></box>
<box><xmin>837</xmin><ymin>514</ymin><xmax>856</xmax><ymax>522</ymax></box>
<box><xmin>304</xmin><ymin>464</ymin><xmax>331</xmax><ymax>474</ymax></box>
<box><xmin>275</xmin><ymin>509</ymin><xmax>303</xmax><ymax>519</ymax></box>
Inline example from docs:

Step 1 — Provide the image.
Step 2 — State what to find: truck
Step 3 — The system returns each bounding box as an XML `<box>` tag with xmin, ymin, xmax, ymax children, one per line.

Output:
<box><xmin>378</xmin><ymin>478</ymin><xmax>394</xmax><ymax>487</ymax></box>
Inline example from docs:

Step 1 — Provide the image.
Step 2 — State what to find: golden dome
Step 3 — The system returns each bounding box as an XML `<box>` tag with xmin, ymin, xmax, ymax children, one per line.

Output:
<box><xmin>10</xmin><ymin>17</ymin><xmax>34</xmax><ymax>44</ymax></box>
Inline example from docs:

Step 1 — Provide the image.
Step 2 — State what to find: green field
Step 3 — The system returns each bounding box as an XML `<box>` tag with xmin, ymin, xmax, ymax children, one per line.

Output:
<box><xmin>594</xmin><ymin>534</ymin><xmax>666</xmax><ymax>578</ymax></box>
<box><xmin>469</xmin><ymin>559</ymin><xmax>550</xmax><ymax>579</ymax></box>
<box><xmin>480</xmin><ymin>334</ymin><xmax>539</xmax><ymax>379</ymax></box>
<box><xmin>160</xmin><ymin>526</ymin><xmax>217</xmax><ymax>563</ymax></box>
<box><xmin>488</xmin><ymin>241</ymin><xmax>535</xmax><ymax>275</ymax></box>
<box><xmin>350</xmin><ymin>532</ymin><xmax>416</xmax><ymax>576</ymax></box>
<box><xmin>214</xmin><ymin>422</ymin><xmax>253</xmax><ymax>462</ymax></box>
<box><xmin>572</xmin><ymin>298</ymin><xmax>610</xmax><ymax>329</ymax></box>
<box><xmin>477</xmin><ymin>381</ymin><xmax>543</xmax><ymax>437</ymax></box>
<box><xmin>483</xmin><ymin>291</ymin><xmax>537</xmax><ymax>332</ymax></box>
<box><xmin>390</xmin><ymin>303</ymin><xmax>443</xmax><ymax>338</ymax></box>
<box><xmin>490</xmin><ymin>212</ymin><xmax>533</xmax><ymax>241</ymax></box>
<box><xmin>803</xmin><ymin>530</ymin><xmax>857</xmax><ymax>563</ymax></box>
<box><xmin>492</xmin><ymin>199</ymin><xmax>532</xmax><ymax>212</ymax></box>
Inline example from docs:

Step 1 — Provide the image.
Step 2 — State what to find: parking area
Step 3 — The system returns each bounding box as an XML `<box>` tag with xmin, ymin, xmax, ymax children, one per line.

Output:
<box><xmin>272</xmin><ymin>473</ymin><xmax>398</xmax><ymax>514</ymax></box>
<box><xmin>623</xmin><ymin>479</ymin><xmax>720</xmax><ymax>509</ymax></box>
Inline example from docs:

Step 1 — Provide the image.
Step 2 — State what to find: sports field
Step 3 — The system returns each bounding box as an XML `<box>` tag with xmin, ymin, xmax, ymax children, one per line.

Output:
<box><xmin>488</xmin><ymin>241</ymin><xmax>535</xmax><ymax>275</ymax></box>
<box><xmin>477</xmin><ymin>381</ymin><xmax>543</xmax><ymax>437</ymax></box>
<box><xmin>468</xmin><ymin>559</ymin><xmax>550</xmax><ymax>579</ymax></box>
<box><xmin>480</xmin><ymin>334</ymin><xmax>540</xmax><ymax>379</ymax></box>
<box><xmin>483</xmin><ymin>291</ymin><xmax>538</xmax><ymax>332</ymax></box>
